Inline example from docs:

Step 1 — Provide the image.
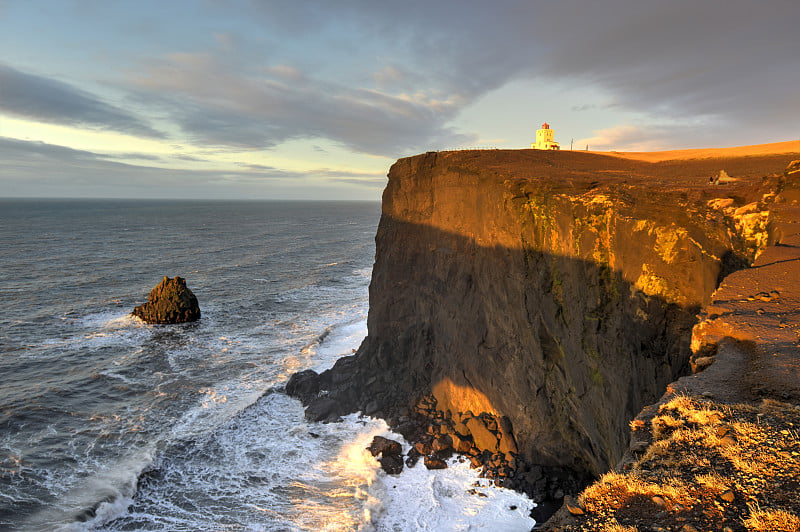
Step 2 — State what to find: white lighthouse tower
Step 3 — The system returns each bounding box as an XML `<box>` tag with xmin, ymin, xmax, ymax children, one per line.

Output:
<box><xmin>531</xmin><ymin>123</ymin><xmax>560</xmax><ymax>150</ymax></box>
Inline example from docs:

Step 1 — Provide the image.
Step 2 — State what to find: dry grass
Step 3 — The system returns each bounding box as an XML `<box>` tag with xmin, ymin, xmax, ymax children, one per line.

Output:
<box><xmin>551</xmin><ymin>394</ymin><xmax>800</xmax><ymax>531</ymax></box>
<box><xmin>601</xmin><ymin>522</ymin><xmax>639</xmax><ymax>532</ymax></box>
<box><xmin>744</xmin><ymin>505</ymin><xmax>800</xmax><ymax>532</ymax></box>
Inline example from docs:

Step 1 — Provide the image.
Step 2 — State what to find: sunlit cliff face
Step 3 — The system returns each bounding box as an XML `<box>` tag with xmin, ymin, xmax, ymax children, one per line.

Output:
<box><xmin>432</xmin><ymin>377</ymin><xmax>496</xmax><ymax>417</ymax></box>
<box><xmin>383</xmin><ymin>149</ymin><xmax>779</xmax><ymax>309</ymax></box>
<box><xmin>362</xmin><ymin>148</ymin><xmax>792</xmax><ymax>474</ymax></box>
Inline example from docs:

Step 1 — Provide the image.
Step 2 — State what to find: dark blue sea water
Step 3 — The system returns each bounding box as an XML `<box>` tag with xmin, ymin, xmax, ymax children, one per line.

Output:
<box><xmin>0</xmin><ymin>199</ymin><xmax>535</xmax><ymax>531</ymax></box>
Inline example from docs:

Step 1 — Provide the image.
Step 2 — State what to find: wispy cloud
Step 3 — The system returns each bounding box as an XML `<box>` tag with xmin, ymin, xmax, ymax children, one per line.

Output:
<box><xmin>0</xmin><ymin>63</ymin><xmax>163</xmax><ymax>138</ymax></box>
<box><xmin>0</xmin><ymin>137</ymin><xmax>384</xmax><ymax>197</ymax></box>
<box><xmin>575</xmin><ymin>125</ymin><xmax>670</xmax><ymax>151</ymax></box>
<box><xmin>126</xmin><ymin>53</ymin><xmax>474</xmax><ymax>156</ymax></box>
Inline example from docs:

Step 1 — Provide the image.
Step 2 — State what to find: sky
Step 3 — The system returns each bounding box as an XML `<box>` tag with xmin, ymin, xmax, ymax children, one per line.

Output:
<box><xmin>0</xmin><ymin>1</ymin><xmax>798</xmax><ymax>200</ymax></box>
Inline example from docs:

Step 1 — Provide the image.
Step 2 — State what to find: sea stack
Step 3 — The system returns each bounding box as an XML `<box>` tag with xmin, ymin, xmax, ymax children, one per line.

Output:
<box><xmin>132</xmin><ymin>276</ymin><xmax>201</xmax><ymax>324</ymax></box>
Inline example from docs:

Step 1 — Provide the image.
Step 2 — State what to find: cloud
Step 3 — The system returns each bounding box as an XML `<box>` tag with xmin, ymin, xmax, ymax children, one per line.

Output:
<box><xmin>132</xmin><ymin>1</ymin><xmax>797</xmax><ymax>154</ymax></box>
<box><xmin>0</xmin><ymin>137</ymin><xmax>384</xmax><ymax>197</ymax></box>
<box><xmin>326</xmin><ymin>176</ymin><xmax>387</xmax><ymax>188</ymax></box>
<box><xmin>127</xmin><ymin>53</ymin><xmax>475</xmax><ymax>156</ymax></box>
<box><xmin>8</xmin><ymin>0</ymin><xmax>797</xmax><ymax>170</ymax></box>
<box><xmin>538</xmin><ymin>2</ymin><xmax>799</xmax><ymax>134</ymax></box>
<box><xmin>575</xmin><ymin>125</ymin><xmax>673</xmax><ymax>152</ymax></box>
<box><xmin>0</xmin><ymin>63</ymin><xmax>163</xmax><ymax>138</ymax></box>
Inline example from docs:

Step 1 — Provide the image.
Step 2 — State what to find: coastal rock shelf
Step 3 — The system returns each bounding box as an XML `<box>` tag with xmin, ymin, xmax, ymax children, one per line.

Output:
<box><xmin>288</xmin><ymin>146</ymin><xmax>800</xmax><ymax>519</ymax></box>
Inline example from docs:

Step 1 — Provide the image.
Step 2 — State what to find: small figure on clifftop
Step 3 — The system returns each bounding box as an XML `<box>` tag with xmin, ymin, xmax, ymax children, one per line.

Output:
<box><xmin>132</xmin><ymin>276</ymin><xmax>201</xmax><ymax>324</ymax></box>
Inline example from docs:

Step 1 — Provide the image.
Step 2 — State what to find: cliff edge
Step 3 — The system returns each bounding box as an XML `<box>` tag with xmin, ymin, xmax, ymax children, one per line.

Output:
<box><xmin>543</xmin><ymin>158</ymin><xmax>800</xmax><ymax>531</ymax></box>
<box><xmin>288</xmin><ymin>144</ymin><xmax>799</xmax><ymax>523</ymax></box>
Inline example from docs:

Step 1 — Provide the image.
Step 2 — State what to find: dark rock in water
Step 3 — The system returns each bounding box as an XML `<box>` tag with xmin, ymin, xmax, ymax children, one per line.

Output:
<box><xmin>286</xmin><ymin>369</ymin><xmax>321</xmax><ymax>403</ymax></box>
<box><xmin>304</xmin><ymin>398</ymin><xmax>341</xmax><ymax>423</ymax></box>
<box><xmin>132</xmin><ymin>276</ymin><xmax>200</xmax><ymax>324</ymax></box>
<box><xmin>368</xmin><ymin>436</ymin><xmax>402</xmax><ymax>457</ymax></box>
<box><xmin>368</xmin><ymin>436</ymin><xmax>404</xmax><ymax>475</ymax></box>
<box><xmin>379</xmin><ymin>453</ymin><xmax>404</xmax><ymax>475</ymax></box>
<box><xmin>405</xmin><ymin>447</ymin><xmax>421</xmax><ymax>468</ymax></box>
<box><xmin>424</xmin><ymin>455</ymin><xmax>448</xmax><ymax>470</ymax></box>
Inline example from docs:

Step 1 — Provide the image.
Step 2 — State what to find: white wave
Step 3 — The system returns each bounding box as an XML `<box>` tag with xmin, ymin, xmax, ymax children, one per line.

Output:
<box><xmin>22</xmin><ymin>449</ymin><xmax>154</xmax><ymax>532</ymax></box>
<box><xmin>323</xmin><ymin>417</ymin><xmax>536</xmax><ymax>531</ymax></box>
<box><xmin>311</xmin><ymin>318</ymin><xmax>367</xmax><ymax>371</ymax></box>
<box><xmin>79</xmin><ymin>311</ymin><xmax>142</xmax><ymax>331</ymax></box>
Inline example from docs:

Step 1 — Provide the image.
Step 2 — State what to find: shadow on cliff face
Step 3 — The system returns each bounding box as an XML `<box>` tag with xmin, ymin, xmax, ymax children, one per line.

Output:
<box><xmin>286</xmin><ymin>214</ymin><xmax>732</xmax><ymax>494</ymax></box>
<box><xmin>323</xmin><ymin>217</ymin><xmax>709</xmax><ymax>468</ymax></box>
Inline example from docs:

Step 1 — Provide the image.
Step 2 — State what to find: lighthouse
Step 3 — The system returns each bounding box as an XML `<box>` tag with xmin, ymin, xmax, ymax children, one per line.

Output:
<box><xmin>531</xmin><ymin>123</ymin><xmax>560</xmax><ymax>150</ymax></box>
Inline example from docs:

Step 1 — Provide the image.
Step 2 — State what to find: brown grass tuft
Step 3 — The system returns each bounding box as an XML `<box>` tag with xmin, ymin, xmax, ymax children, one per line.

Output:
<box><xmin>743</xmin><ymin>505</ymin><xmax>800</xmax><ymax>531</ymax></box>
<box><xmin>554</xmin><ymin>396</ymin><xmax>800</xmax><ymax>531</ymax></box>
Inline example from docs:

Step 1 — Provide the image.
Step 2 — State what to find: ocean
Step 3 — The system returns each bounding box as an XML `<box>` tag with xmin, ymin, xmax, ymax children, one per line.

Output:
<box><xmin>0</xmin><ymin>199</ymin><xmax>535</xmax><ymax>531</ymax></box>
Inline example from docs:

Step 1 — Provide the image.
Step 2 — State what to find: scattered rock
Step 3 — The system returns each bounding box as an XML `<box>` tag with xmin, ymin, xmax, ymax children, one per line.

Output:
<box><xmin>691</xmin><ymin>356</ymin><xmax>715</xmax><ymax>373</ymax></box>
<box><xmin>785</xmin><ymin>159</ymin><xmax>800</xmax><ymax>177</ymax></box>
<box><xmin>432</xmin><ymin>434</ymin><xmax>452</xmax><ymax>453</ymax></box>
<box><xmin>465</xmin><ymin>417</ymin><xmax>499</xmax><ymax>451</ymax></box>
<box><xmin>379</xmin><ymin>453</ymin><xmax>404</xmax><ymax>475</ymax></box>
<box><xmin>424</xmin><ymin>455</ymin><xmax>448</xmax><ymax>470</ymax></box>
<box><xmin>132</xmin><ymin>276</ymin><xmax>200</xmax><ymax>324</ymax></box>
<box><xmin>368</xmin><ymin>436</ymin><xmax>403</xmax><ymax>457</ymax></box>
<box><xmin>720</xmin><ymin>490</ymin><xmax>735</xmax><ymax>502</ymax></box>
<box><xmin>414</xmin><ymin>441</ymin><xmax>433</xmax><ymax>455</ymax></box>
<box><xmin>405</xmin><ymin>447</ymin><xmax>421</xmax><ymax>468</ymax></box>
<box><xmin>367</xmin><ymin>436</ymin><xmax>404</xmax><ymax>475</ymax></box>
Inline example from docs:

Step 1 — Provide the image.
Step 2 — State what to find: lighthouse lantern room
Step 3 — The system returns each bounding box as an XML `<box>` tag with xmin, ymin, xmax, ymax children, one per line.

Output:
<box><xmin>531</xmin><ymin>122</ymin><xmax>560</xmax><ymax>150</ymax></box>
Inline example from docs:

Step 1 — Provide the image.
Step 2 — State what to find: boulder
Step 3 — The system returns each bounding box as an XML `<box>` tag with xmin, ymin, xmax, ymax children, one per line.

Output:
<box><xmin>304</xmin><ymin>398</ymin><xmax>341</xmax><ymax>423</ymax></box>
<box><xmin>497</xmin><ymin>415</ymin><xmax>519</xmax><ymax>455</ymax></box>
<box><xmin>424</xmin><ymin>455</ymin><xmax>448</xmax><ymax>470</ymax></box>
<box><xmin>379</xmin><ymin>453</ymin><xmax>404</xmax><ymax>475</ymax></box>
<box><xmin>132</xmin><ymin>276</ymin><xmax>200</xmax><ymax>324</ymax></box>
<box><xmin>367</xmin><ymin>436</ymin><xmax>404</xmax><ymax>475</ymax></box>
<box><xmin>465</xmin><ymin>416</ymin><xmax>499</xmax><ymax>452</ymax></box>
<box><xmin>368</xmin><ymin>436</ymin><xmax>403</xmax><ymax>457</ymax></box>
<box><xmin>450</xmin><ymin>433</ymin><xmax>473</xmax><ymax>453</ymax></box>
<box><xmin>286</xmin><ymin>369</ymin><xmax>321</xmax><ymax>404</ymax></box>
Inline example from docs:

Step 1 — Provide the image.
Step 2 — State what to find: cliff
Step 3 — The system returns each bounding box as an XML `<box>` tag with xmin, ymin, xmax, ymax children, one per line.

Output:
<box><xmin>288</xmin><ymin>145</ymin><xmax>799</xmax><ymax>520</ymax></box>
<box><xmin>543</xmin><ymin>159</ymin><xmax>800</xmax><ymax>531</ymax></box>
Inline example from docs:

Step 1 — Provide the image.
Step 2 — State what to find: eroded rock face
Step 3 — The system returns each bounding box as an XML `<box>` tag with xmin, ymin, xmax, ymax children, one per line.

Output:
<box><xmin>287</xmin><ymin>149</ymin><xmax>795</xmax><ymax>503</ymax></box>
<box><xmin>132</xmin><ymin>276</ymin><xmax>200</xmax><ymax>324</ymax></box>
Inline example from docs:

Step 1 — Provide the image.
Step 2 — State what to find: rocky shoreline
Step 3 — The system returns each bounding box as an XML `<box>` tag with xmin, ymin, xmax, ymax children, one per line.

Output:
<box><xmin>288</xmin><ymin>368</ymin><xmax>591</xmax><ymax>522</ymax></box>
<box><xmin>288</xmin><ymin>149</ymin><xmax>800</xmax><ymax>528</ymax></box>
